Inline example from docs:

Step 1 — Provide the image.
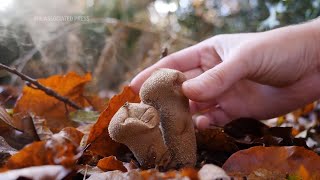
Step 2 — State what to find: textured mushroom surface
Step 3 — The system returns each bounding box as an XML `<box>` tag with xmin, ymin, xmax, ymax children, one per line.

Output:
<box><xmin>108</xmin><ymin>103</ymin><xmax>170</xmax><ymax>168</ymax></box>
<box><xmin>109</xmin><ymin>68</ymin><xmax>197</xmax><ymax>169</ymax></box>
<box><xmin>140</xmin><ymin>68</ymin><xmax>197</xmax><ymax>168</ymax></box>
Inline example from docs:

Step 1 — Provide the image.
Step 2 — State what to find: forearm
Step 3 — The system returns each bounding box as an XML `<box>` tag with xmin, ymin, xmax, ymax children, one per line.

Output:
<box><xmin>288</xmin><ymin>18</ymin><xmax>320</xmax><ymax>63</ymax></box>
<box><xmin>261</xmin><ymin>17</ymin><xmax>320</xmax><ymax>73</ymax></box>
<box><xmin>308</xmin><ymin>17</ymin><xmax>320</xmax><ymax>64</ymax></box>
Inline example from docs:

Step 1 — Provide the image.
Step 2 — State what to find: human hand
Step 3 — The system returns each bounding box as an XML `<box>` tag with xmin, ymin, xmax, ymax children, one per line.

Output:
<box><xmin>130</xmin><ymin>18</ymin><xmax>320</xmax><ymax>129</ymax></box>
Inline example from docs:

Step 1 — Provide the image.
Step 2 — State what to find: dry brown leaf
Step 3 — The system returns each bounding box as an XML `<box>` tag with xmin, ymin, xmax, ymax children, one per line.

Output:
<box><xmin>0</xmin><ymin>136</ymin><xmax>16</xmax><ymax>168</ymax></box>
<box><xmin>0</xmin><ymin>113</ymin><xmax>38</xmax><ymax>149</ymax></box>
<box><xmin>87</xmin><ymin>170</ymin><xmax>142</xmax><ymax>180</ymax></box>
<box><xmin>222</xmin><ymin>146</ymin><xmax>320</xmax><ymax>178</ymax></box>
<box><xmin>0</xmin><ymin>85</ymin><xmax>18</xmax><ymax>108</ymax></box>
<box><xmin>97</xmin><ymin>156</ymin><xmax>127</xmax><ymax>172</ymax></box>
<box><xmin>14</xmin><ymin>72</ymin><xmax>91</xmax><ymax>132</ymax></box>
<box><xmin>84</xmin><ymin>95</ymin><xmax>108</xmax><ymax>112</ymax></box>
<box><xmin>0</xmin><ymin>105</ymin><xmax>16</xmax><ymax>128</ymax></box>
<box><xmin>59</xmin><ymin>127</ymin><xmax>84</xmax><ymax>146</ymax></box>
<box><xmin>198</xmin><ymin>164</ymin><xmax>229</xmax><ymax>180</ymax></box>
<box><xmin>0</xmin><ymin>165</ymin><xmax>71</xmax><ymax>180</ymax></box>
<box><xmin>246</xmin><ymin>168</ymin><xmax>286</xmax><ymax>180</ymax></box>
<box><xmin>86</xmin><ymin>86</ymin><xmax>140</xmax><ymax>157</ymax></box>
<box><xmin>180</xmin><ymin>168</ymin><xmax>199</xmax><ymax>180</ymax></box>
<box><xmin>6</xmin><ymin>132</ymin><xmax>80</xmax><ymax>169</ymax></box>
<box><xmin>292</xmin><ymin>102</ymin><xmax>316</xmax><ymax>120</ymax></box>
<box><xmin>196</xmin><ymin>128</ymin><xmax>238</xmax><ymax>153</ymax></box>
<box><xmin>32</xmin><ymin>116</ymin><xmax>53</xmax><ymax>141</ymax></box>
<box><xmin>140</xmin><ymin>168</ymin><xmax>199</xmax><ymax>179</ymax></box>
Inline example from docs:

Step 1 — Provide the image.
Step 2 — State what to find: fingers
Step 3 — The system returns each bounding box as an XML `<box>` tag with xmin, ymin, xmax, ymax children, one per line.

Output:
<box><xmin>182</xmin><ymin>55</ymin><xmax>248</xmax><ymax>102</ymax></box>
<box><xmin>189</xmin><ymin>100</ymin><xmax>217</xmax><ymax>114</ymax></box>
<box><xmin>193</xmin><ymin>108</ymin><xmax>232</xmax><ymax>129</ymax></box>
<box><xmin>183</xmin><ymin>68</ymin><xmax>204</xmax><ymax>80</ymax></box>
<box><xmin>130</xmin><ymin>41</ymin><xmax>215</xmax><ymax>93</ymax></box>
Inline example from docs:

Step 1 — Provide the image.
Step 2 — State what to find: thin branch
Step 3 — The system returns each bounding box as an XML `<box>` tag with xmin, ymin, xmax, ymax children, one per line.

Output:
<box><xmin>0</xmin><ymin>63</ymin><xmax>82</xmax><ymax>110</ymax></box>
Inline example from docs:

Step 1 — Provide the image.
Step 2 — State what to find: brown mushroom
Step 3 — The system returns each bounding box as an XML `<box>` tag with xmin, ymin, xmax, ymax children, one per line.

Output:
<box><xmin>109</xmin><ymin>68</ymin><xmax>197</xmax><ymax>169</ymax></box>
<box><xmin>108</xmin><ymin>102</ymin><xmax>171</xmax><ymax>169</ymax></box>
<box><xmin>139</xmin><ymin>68</ymin><xmax>197</xmax><ymax>168</ymax></box>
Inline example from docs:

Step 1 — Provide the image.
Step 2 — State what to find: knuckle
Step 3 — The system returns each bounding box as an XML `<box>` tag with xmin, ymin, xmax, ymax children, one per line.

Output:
<box><xmin>206</xmin><ymin>68</ymin><xmax>225</xmax><ymax>87</ymax></box>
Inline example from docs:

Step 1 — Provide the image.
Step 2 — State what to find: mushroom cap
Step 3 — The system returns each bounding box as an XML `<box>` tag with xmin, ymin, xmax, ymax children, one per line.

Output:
<box><xmin>139</xmin><ymin>68</ymin><xmax>187</xmax><ymax>106</ymax></box>
<box><xmin>108</xmin><ymin>103</ymin><xmax>160</xmax><ymax>143</ymax></box>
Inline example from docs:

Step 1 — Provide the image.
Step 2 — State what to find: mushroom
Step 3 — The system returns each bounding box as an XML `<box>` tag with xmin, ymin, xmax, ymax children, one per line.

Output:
<box><xmin>109</xmin><ymin>68</ymin><xmax>197</xmax><ymax>169</ymax></box>
<box><xmin>108</xmin><ymin>102</ymin><xmax>171</xmax><ymax>169</ymax></box>
<box><xmin>139</xmin><ymin>68</ymin><xmax>197</xmax><ymax>168</ymax></box>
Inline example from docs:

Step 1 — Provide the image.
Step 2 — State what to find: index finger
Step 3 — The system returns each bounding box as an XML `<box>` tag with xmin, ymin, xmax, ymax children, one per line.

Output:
<box><xmin>130</xmin><ymin>42</ymin><xmax>209</xmax><ymax>93</ymax></box>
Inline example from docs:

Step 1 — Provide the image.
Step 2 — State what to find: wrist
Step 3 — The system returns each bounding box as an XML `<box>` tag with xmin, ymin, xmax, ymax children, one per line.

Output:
<box><xmin>308</xmin><ymin>18</ymin><xmax>320</xmax><ymax>69</ymax></box>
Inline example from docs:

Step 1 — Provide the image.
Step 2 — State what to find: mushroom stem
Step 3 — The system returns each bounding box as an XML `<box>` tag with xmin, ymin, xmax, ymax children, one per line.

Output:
<box><xmin>108</xmin><ymin>103</ymin><xmax>170</xmax><ymax>168</ymax></box>
<box><xmin>140</xmin><ymin>69</ymin><xmax>197</xmax><ymax>168</ymax></box>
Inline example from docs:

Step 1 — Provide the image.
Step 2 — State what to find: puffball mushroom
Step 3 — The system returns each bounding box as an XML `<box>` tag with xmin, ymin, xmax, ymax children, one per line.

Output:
<box><xmin>109</xmin><ymin>68</ymin><xmax>197</xmax><ymax>169</ymax></box>
<box><xmin>108</xmin><ymin>102</ymin><xmax>171</xmax><ymax>169</ymax></box>
<box><xmin>139</xmin><ymin>69</ymin><xmax>197</xmax><ymax>168</ymax></box>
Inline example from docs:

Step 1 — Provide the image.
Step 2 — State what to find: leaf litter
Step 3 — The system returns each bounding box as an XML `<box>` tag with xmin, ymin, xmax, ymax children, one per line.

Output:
<box><xmin>0</xmin><ymin>72</ymin><xmax>319</xmax><ymax>179</ymax></box>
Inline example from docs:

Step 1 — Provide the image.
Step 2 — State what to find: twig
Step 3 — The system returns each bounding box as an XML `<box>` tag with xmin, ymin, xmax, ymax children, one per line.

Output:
<box><xmin>0</xmin><ymin>63</ymin><xmax>82</xmax><ymax>110</ymax></box>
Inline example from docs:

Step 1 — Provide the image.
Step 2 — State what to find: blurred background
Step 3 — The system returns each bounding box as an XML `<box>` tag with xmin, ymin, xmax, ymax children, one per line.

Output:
<box><xmin>0</xmin><ymin>0</ymin><xmax>319</xmax><ymax>95</ymax></box>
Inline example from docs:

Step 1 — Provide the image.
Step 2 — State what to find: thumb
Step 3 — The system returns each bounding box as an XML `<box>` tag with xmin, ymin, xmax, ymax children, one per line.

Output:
<box><xmin>182</xmin><ymin>58</ymin><xmax>248</xmax><ymax>101</ymax></box>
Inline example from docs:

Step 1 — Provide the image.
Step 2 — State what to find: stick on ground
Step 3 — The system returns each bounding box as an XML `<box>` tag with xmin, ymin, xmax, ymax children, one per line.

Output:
<box><xmin>0</xmin><ymin>63</ymin><xmax>82</xmax><ymax>110</ymax></box>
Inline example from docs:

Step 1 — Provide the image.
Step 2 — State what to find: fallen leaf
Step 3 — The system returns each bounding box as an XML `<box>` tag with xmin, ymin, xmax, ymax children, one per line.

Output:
<box><xmin>11</xmin><ymin>113</ymin><xmax>40</xmax><ymax>142</ymax></box>
<box><xmin>0</xmin><ymin>165</ymin><xmax>71</xmax><ymax>180</ymax></box>
<box><xmin>224</xmin><ymin>118</ymin><xmax>307</xmax><ymax>148</ymax></box>
<box><xmin>198</xmin><ymin>164</ymin><xmax>229</xmax><ymax>180</ymax></box>
<box><xmin>87</xmin><ymin>170</ymin><xmax>142</xmax><ymax>180</ymax></box>
<box><xmin>14</xmin><ymin>72</ymin><xmax>92</xmax><ymax>132</ymax></box>
<box><xmin>59</xmin><ymin>127</ymin><xmax>84</xmax><ymax>146</ymax></box>
<box><xmin>6</xmin><ymin>131</ymin><xmax>81</xmax><ymax>169</ymax></box>
<box><xmin>84</xmin><ymin>95</ymin><xmax>108</xmax><ymax>112</ymax></box>
<box><xmin>0</xmin><ymin>112</ymin><xmax>38</xmax><ymax>149</ymax></box>
<box><xmin>97</xmin><ymin>156</ymin><xmax>127</xmax><ymax>172</ymax></box>
<box><xmin>197</xmin><ymin>127</ymin><xmax>238</xmax><ymax>153</ymax></box>
<box><xmin>0</xmin><ymin>136</ymin><xmax>16</xmax><ymax>155</ymax></box>
<box><xmin>196</xmin><ymin>127</ymin><xmax>239</xmax><ymax>166</ymax></box>
<box><xmin>306</xmin><ymin>125</ymin><xmax>320</xmax><ymax>151</ymax></box>
<box><xmin>0</xmin><ymin>136</ymin><xmax>16</xmax><ymax>168</ymax></box>
<box><xmin>69</xmin><ymin>110</ymin><xmax>99</xmax><ymax>124</ymax></box>
<box><xmin>224</xmin><ymin>118</ymin><xmax>269</xmax><ymax>139</ymax></box>
<box><xmin>222</xmin><ymin>146</ymin><xmax>320</xmax><ymax>178</ymax></box>
<box><xmin>297</xmin><ymin>165</ymin><xmax>310</xmax><ymax>180</ymax></box>
<box><xmin>246</xmin><ymin>168</ymin><xmax>286</xmax><ymax>180</ymax></box>
<box><xmin>140</xmin><ymin>168</ymin><xmax>199</xmax><ymax>179</ymax></box>
<box><xmin>32</xmin><ymin>115</ymin><xmax>53</xmax><ymax>141</ymax></box>
<box><xmin>292</xmin><ymin>102</ymin><xmax>316</xmax><ymax>120</ymax></box>
<box><xmin>0</xmin><ymin>105</ymin><xmax>16</xmax><ymax>129</ymax></box>
<box><xmin>0</xmin><ymin>85</ymin><xmax>18</xmax><ymax>109</ymax></box>
<box><xmin>86</xmin><ymin>86</ymin><xmax>140</xmax><ymax>157</ymax></box>
<box><xmin>180</xmin><ymin>168</ymin><xmax>199</xmax><ymax>180</ymax></box>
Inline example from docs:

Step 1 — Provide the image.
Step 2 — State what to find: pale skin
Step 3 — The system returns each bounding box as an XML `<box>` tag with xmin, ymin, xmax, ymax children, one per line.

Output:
<box><xmin>130</xmin><ymin>18</ymin><xmax>320</xmax><ymax>130</ymax></box>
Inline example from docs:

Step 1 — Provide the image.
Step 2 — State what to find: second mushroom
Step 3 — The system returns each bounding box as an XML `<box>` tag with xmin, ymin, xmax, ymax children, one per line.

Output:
<box><xmin>109</xmin><ymin>68</ymin><xmax>197</xmax><ymax>170</ymax></box>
